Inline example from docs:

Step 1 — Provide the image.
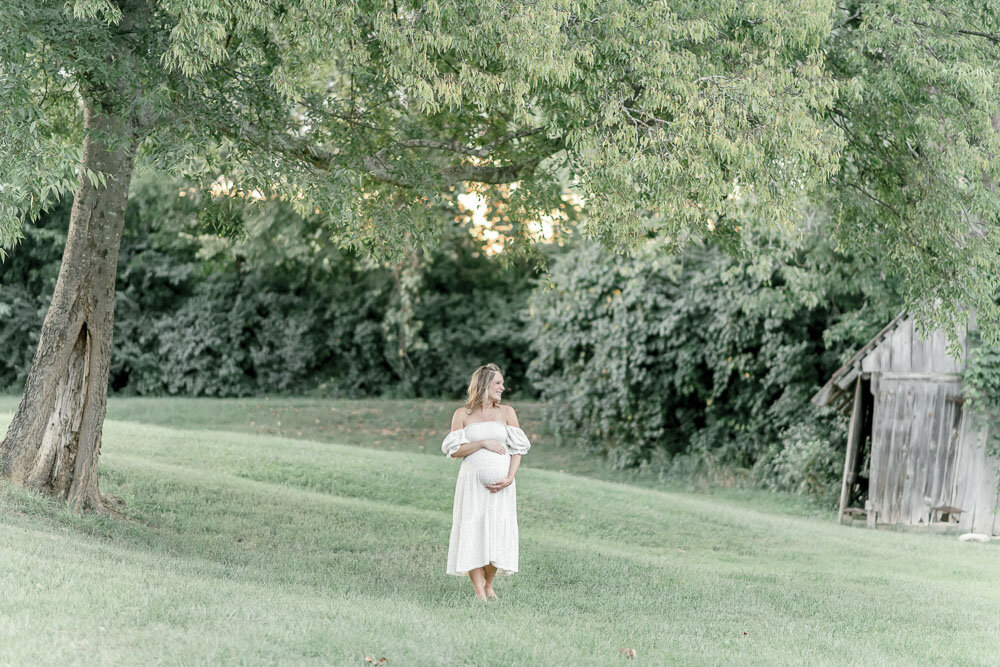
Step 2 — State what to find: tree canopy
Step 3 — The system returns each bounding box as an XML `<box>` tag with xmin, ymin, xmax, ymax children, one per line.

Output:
<box><xmin>4</xmin><ymin>2</ymin><xmax>998</xmax><ymax>332</ymax></box>
<box><xmin>4</xmin><ymin>1</ymin><xmax>1000</xmax><ymax>510</ymax></box>
<box><xmin>3</xmin><ymin>0</ymin><xmax>838</xmax><ymax>251</ymax></box>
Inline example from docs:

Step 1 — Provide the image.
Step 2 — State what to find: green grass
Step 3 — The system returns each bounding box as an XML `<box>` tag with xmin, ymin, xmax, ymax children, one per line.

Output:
<box><xmin>2</xmin><ymin>395</ymin><xmax>1000</xmax><ymax>665</ymax></box>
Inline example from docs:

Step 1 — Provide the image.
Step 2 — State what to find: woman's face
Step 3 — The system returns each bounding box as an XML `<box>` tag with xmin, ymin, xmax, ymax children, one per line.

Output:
<box><xmin>487</xmin><ymin>373</ymin><xmax>505</xmax><ymax>403</ymax></box>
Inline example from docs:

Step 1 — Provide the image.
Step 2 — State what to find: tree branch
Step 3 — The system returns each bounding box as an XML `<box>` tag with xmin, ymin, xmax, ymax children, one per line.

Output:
<box><xmin>845</xmin><ymin>181</ymin><xmax>902</xmax><ymax>219</ymax></box>
<box><xmin>396</xmin><ymin>127</ymin><xmax>545</xmax><ymax>158</ymax></box>
<box><xmin>290</xmin><ymin>139</ymin><xmax>544</xmax><ymax>186</ymax></box>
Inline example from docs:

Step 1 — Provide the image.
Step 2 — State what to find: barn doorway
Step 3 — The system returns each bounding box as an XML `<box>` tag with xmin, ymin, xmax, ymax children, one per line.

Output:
<box><xmin>840</xmin><ymin>376</ymin><xmax>873</xmax><ymax>519</ymax></box>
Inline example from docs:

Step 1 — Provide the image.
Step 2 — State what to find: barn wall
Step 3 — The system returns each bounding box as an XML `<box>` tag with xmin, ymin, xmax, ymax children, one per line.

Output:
<box><xmin>951</xmin><ymin>413</ymin><xmax>999</xmax><ymax>534</ymax></box>
<box><xmin>869</xmin><ymin>378</ymin><xmax>962</xmax><ymax>525</ymax></box>
<box><xmin>860</xmin><ymin>316</ymin><xmax>968</xmax><ymax>375</ymax></box>
<box><xmin>868</xmin><ymin>377</ymin><xmax>999</xmax><ymax>534</ymax></box>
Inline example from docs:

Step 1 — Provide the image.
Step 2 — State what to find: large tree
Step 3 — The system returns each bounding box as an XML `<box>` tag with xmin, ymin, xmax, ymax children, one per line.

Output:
<box><xmin>0</xmin><ymin>1</ymin><xmax>998</xmax><ymax>511</ymax></box>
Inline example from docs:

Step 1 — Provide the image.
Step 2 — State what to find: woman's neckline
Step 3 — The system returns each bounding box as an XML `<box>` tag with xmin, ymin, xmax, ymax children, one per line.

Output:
<box><xmin>465</xmin><ymin>420</ymin><xmax>508</xmax><ymax>427</ymax></box>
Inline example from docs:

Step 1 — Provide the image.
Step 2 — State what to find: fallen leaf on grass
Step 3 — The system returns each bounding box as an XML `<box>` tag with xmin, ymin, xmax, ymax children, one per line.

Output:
<box><xmin>620</xmin><ymin>648</ymin><xmax>636</xmax><ymax>659</ymax></box>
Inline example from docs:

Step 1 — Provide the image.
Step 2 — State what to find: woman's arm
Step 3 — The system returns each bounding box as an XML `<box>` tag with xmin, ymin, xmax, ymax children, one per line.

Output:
<box><xmin>450</xmin><ymin>440</ymin><xmax>482</xmax><ymax>459</ymax></box>
<box><xmin>450</xmin><ymin>438</ymin><xmax>507</xmax><ymax>458</ymax></box>
<box><xmin>485</xmin><ymin>405</ymin><xmax>524</xmax><ymax>492</ymax></box>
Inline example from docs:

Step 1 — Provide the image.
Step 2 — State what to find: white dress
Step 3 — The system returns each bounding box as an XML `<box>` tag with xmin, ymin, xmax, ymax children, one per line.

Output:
<box><xmin>442</xmin><ymin>421</ymin><xmax>531</xmax><ymax>576</ymax></box>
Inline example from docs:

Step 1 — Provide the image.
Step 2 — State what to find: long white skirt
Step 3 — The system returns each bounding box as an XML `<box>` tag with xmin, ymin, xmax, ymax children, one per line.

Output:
<box><xmin>447</xmin><ymin>448</ymin><xmax>519</xmax><ymax>576</ymax></box>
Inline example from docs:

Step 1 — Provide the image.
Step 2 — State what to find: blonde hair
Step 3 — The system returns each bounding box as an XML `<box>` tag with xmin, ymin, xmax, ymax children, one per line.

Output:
<box><xmin>464</xmin><ymin>363</ymin><xmax>502</xmax><ymax>412</ymax></box>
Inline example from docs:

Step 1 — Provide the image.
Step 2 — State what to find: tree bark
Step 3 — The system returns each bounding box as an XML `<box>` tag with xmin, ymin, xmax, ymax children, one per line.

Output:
<box><xmin>0</xmin><ymin>100</ymin><xmax>137</xmax><ymax>513</ymax></box>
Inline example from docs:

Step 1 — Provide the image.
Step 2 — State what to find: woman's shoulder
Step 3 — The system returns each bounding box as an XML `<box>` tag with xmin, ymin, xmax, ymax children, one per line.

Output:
<box><xmin>451</xmin><ymin>406</ymin><xmax>470</xmax><ymax>429</ymax></box>
<box><xmin>500</xmin><ymin>403</ymin><xmax>519</xmax><ymax>425</ymax></box>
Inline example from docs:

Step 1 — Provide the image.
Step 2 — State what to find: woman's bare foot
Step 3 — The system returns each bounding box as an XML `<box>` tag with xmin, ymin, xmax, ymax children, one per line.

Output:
<box><xmin>484</xmin><ymin>587</ymin><xmax>497</xmax><ymax>599</ymax></box>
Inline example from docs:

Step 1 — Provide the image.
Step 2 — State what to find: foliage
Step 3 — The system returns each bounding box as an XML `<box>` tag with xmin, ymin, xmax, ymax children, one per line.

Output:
<box><xmin>752</xmin><ymin>421</ymin><xmax>842</xmax><ymax>499</ymax></box>
<box><xmin>961</xmin><ymin>330</ymin><xmax>1000</xmax><ymax>468</ymax></box>
<box><xmin>527</xmin><ymin>225</ymin><xmax>901</xmax><ymax>495</ymax></box>
<box><xmin>0</xmin><ymin>0</ymin><xmax>859</xmax><ymax>262</ymax></box>
<box><xmin>823</xmin><ymin>4</ymin><xmax>1000</xmax><ymax>340</ymax></box>
<box><xmin>0</xmin><ymin>201</ymin><xmax>70</xmax><ymax>389</ymax></box>
<box><xmin>5</xmin><ymin>1</ymin><xmax>1000</xmax><ymax>502</ymax></box>
<box><xmin>0</xmin><ymin>175</ymin><xmax>539</xmax><ymax>398</ymax></box>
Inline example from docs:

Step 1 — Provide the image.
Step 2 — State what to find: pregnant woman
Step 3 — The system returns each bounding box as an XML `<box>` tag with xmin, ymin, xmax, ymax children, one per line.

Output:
<box><xmin>442</xmin><ymin>363</ymin><xmax>531</xmax><ymax>599</ymax></box>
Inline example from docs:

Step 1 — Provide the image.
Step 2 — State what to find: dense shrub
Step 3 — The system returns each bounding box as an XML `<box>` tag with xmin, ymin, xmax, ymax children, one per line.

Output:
<box><xmin>527</xmin><ymin>235</ymin><xmax>901</xmax><ymax>497</ymax></box>
<box><xmin>2</xmin><ymin>176</ymin><xmax>908</xmax><ymax>499</ymax></box>
<box><xmin>0</xmin><ymin>202</ymin><xmax>69</xmax><ymax>391</ymax></box>
<box><xmin>0</xmin><ymin>176</ymin><xmax>538</xmax><ymax>398</ymax></box>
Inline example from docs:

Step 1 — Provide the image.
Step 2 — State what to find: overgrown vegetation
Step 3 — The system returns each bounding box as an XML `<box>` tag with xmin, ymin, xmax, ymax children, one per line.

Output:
<box><xmin>962</xmin><ymin>331</ymin><xmax>1000</xmax><ymax>476</ymax></box>
<box><xmin>1</xmin><ymin>176</ymin><xmax>917</xmax><ymax>499</ymax></box>
<box><xmin>527</xmin><ymin>229</ymin><xmax>902</xmax><ymax>499</ymax></box>
<box><xmin>0</xmin><ymin>175</ymin><xmax>539</xmax><ymax>398</ymax></box>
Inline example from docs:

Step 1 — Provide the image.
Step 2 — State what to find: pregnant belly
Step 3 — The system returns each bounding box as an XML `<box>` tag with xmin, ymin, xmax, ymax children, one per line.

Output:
<box><xmin>475</xmin><ymin>466</ymin><xmax>509</xmax><ymax>486</ymax></box>
<box><xmin>464</xmin><ymin>450</ymin><xmax>509</xmax><ymax>485</ymax></box>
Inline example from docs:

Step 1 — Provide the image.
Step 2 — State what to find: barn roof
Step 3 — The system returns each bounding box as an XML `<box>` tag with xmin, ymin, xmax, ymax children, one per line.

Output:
<box><xmin>811</xmin><ymin>310</ymin><xmax>909</xmax><ymax>410</ymax></box>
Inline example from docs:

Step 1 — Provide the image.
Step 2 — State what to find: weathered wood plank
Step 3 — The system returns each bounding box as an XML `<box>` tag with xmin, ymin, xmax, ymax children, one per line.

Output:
<box><xmin>980</xmin><ymin>455</ymin><xmax>999</xmax><ymax>536</ymax></box>
<box><xmin>904</xmin><ymin>382</ymin><xmax>935</xmax><ymax>524</ymax></box>
<box><xmin>881</xmin><ymin>372</ymin><xmax>961</xmax><ymax>381</ymax></box>
<box><xmin>952</xmin><ymin>410</ymin><xmax>980</xmax><ymax>532</ymax></box>
<box><xmin>862</xmin><ymin>343</ymin><xmax>883</xmax><ymax>374</ymax></box>
<box><xmin>900</xmin><ymin>382</ymin><xmax>922</xmax><ymax>523</ymax></box>
<box><xmin>931</xmin><ymin>330</ymin><xmax>962</xmax><ymax>373</ymax></box>
<box><xmin>861</xmin><ymin>353</ymin><xmax>876</xmax><ymax>374</ymax></box>
<box><xmin>880</xmin><ymin>379</ymin><xmax>916</xmax><ymax>524</ymax></box>
<box><xmin>910</xmin><ymin>325</ymin><xmax>932</xmax><ymax>373</ymax></box>
<box><xmin>907</xmin><ymin>383</ymin><xmax>941</xmax><ymax>524</ymax></box>
<box><xmin>968</xmin><ymin>424</ymin><xmax>997</xmax><ymax>534</ymax></box>
<box><xmin>927</xmin><ymin>390</ymin><xmax>962</xmax><ymax>514</ymax></box>
<box><xmin>891</xmin><ymin>318</ymin><xmax>912</xmax><ymax>373</ymax></box>
<box><xmin>838</xmin><ymin>377</ymin><xmax>865</xmax><ymax>523</ymax></box>
<box><xmin>868</xmin><ymin>379</ymin><xmax>891</xmax><ymax>522</ymax></box>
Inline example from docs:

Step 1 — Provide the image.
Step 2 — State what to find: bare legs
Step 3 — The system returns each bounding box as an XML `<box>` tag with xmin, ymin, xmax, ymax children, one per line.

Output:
<box><xmin>468</xmin><ymin>567</ymin><xmax>487</xmax><ymax>599</ymax></box>
<box><xmin>483</xmin><ymin>564</ymin><xmax>497</xmax><ymax>598</ymax></box>
<box><xmin>468</xmin><ymin>564</ymin><xmax>499</xmax><ymax>600</ymax></box>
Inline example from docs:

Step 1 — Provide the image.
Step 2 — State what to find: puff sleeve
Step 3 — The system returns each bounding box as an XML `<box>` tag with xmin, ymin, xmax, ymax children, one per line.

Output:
<box><xmin>442</xmin><ymin>429</ymin><xmax>469</xmax><ymax>458</ymax></box>
<box><xmin>505</xmin><ymin>426</ymin><xmax>531</xmax><ymax>455</ymax></box>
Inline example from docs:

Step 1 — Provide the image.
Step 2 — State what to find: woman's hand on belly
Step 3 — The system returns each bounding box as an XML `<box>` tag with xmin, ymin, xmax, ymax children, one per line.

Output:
<box><xmin>479</xmin><ymin>438</ymin><xmax>506</xmax><ymax>455</ymax></box>
<box><xmin>485</xmin><ymin>477</ymin><xmax>513</xmax><ymax>493</ymax></box>
<box><xmin>476</xmin><ymin>467</ymin><xmax>509</xmax><ymax>487</ymax></box>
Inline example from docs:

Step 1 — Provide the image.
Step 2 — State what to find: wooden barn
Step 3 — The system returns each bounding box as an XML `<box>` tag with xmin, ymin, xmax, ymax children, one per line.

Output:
<box><xmin>812</xmin><ymin>311</ymin><xmax>1000</xmax><ymax>535</ymax></box>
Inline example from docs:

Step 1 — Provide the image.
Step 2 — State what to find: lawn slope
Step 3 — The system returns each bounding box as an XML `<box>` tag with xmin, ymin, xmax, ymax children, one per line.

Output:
<box><xmin>2</xmin><ymin>402</ymin><xmax>1000</xmax><ymax>665</ymax></box>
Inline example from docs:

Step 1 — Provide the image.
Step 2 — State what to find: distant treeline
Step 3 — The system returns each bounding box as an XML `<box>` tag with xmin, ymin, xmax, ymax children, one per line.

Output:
<box><xmin>0</xmin><ymin>176</ymin><xmax>903</xmax><ymax>498</ymax></box>
<box><xmin>0</xmin><ymin>176</ymin><xmax>538</xmax><ymax>400</ymax></box>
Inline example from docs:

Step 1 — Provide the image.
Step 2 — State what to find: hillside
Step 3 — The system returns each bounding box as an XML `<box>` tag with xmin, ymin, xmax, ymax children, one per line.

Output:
<box><xmin>2</xmin><ymin>398</ymin><xmax>1000</xmax><ymax>665</ymax></box>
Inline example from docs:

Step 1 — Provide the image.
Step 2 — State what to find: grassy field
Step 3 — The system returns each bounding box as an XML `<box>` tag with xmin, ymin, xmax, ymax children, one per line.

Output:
<box><xmin>2</xmin><ymin>396</ymin><xmax>1000</xmax><ymax>665</ymax></box>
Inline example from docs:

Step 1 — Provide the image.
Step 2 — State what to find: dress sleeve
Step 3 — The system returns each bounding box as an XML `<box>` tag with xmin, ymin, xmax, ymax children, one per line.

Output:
<box><xmin>442</xmin><ymin>429</ymin><xmax>469</xmax><ymax>458</ymax></box>
<box><xmin>505</xmin><ymin>426</ymin><xmax>531</xmax><ymax>455</ymax></box>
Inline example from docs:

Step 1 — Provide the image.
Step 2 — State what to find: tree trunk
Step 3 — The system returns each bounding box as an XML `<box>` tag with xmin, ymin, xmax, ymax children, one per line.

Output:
<box><xmin>0</xmin><ymin>101</ymin><xmax>137</xmax><ymax>513</ymax></box>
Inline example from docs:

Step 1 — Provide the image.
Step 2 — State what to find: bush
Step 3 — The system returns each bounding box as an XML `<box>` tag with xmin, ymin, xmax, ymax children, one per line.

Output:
<box><xmin>0</xmin><ymin>201</ymin><xmax>69</xmax><ymax>391</ymax></box>
<box><xmin>527</xmin><ymin>233</ymin><xmax>900</xmax><ymax>497</ymax></box>
<box><xmin>1</xmin><ymin>175</ymin><xmax>539</xmax><ymax>399</ymax></box>
<box><xmin>753</xmin><ymin>420</ymin><xmax>843</xmax><ymax>499</ymax></box>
